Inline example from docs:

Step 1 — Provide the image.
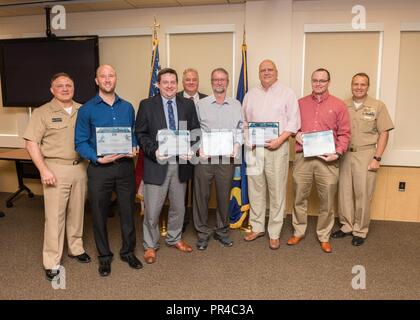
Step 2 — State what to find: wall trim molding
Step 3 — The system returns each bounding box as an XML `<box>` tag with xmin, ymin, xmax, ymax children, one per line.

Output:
<box><xmin>304</xmin><ymin>23</ymin><xmax>385</xmax><ymax>33</ymax></box>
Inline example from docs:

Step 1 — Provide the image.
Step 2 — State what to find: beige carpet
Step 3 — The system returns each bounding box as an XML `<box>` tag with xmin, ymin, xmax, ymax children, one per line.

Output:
<box><xmin>0</xmin><ymin>192</ymin><xmax>419</xmax><ymax>300</ymax></box>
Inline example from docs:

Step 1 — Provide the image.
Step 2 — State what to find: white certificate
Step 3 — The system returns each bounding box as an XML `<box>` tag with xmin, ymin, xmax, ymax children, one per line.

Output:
<box><xmin>157</xmin><ymin>129</ymin><xmax>190</xmax><ymax>156</ymax></box>
<box><xmin>303</xmin><ymin>130</ymin><xmax>336</xmax><ymax>157</ymax></box>
<box><xmin>248</xmin><ymin>122</ymin><xmax>279</xmax><ymax>146</ymax></box>
<box><xmin>202</xmin><ymin>130</ymin><xmax>234</xmax><ymax>156</ymax></box>
<box><xmin>96</xmin><ymin>127</ymin><xmax>132</xmax><ymax>156</ymax></box>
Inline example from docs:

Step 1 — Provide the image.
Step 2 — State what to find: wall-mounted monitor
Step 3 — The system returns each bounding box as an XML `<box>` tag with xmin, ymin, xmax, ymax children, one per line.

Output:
<box><xmin>0</xmin><ymin>36</ymin><xmax>99</xmax><ymax>107</ymax></box>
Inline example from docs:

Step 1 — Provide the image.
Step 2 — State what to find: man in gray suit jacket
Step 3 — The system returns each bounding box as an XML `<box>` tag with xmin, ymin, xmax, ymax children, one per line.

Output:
<box><xmin>135</xmin><ymin>68</ymin><xmax>200</xmax><ymax>264</ymax></box>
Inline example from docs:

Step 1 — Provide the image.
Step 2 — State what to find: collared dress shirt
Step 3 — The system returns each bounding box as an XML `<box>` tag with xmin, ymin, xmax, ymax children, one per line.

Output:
<box><xmin>75</xmin><ymin>94</ymin><xmax>136</xmax><ymax>164</ymax></box>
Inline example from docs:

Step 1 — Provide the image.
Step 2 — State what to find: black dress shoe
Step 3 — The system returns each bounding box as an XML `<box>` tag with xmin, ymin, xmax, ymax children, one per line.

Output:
<box><xmin>352</xmin><ymin>236</ymin><xmax>365</xmax><ymax>246</ymax></box>
<box><xmin>196</xmin><ymin>239</ymin><xmax>208</xmax><ymax>251</ymax></box>
<box><xmin>45</xmin><ymin>269</ymin><xmax>60</xmax><ymax>281</ymax></box>
<box><xmin>121</xmin><ymin>254</ymin><xmax>143</xmax><ymax>269</ymax></box>
<box><xmin>213</xmin><ymin>234</ymin><xmax>233</xmax><ymax>247</ymax></box>
<box><xmin>98</xmin><ymin>261</ymin><xmax>111</xmax><ymax>277</ymax></box>
<box><xmin>331</xmin><ymin>230</ymin><xmax>352</xmax><ymax>238</ymax></box>
<box><xmin>68</xmin><ymin>252</ymin><xmax>91</xmax><ymax>263</ymax></box>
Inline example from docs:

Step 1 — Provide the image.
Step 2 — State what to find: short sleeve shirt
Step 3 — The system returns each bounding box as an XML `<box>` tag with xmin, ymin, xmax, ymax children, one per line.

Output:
<box><xmin>23</xmin><ymin>98</ymin><xmax>81</xmax><ymax>160</ymax></box>
<box><xmin>345</xmin><ymin>95</ymin><xmax>394</xmax><ymax>148</ymax></box>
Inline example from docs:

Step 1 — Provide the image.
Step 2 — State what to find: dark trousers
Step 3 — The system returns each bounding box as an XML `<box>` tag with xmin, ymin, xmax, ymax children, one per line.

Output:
<box><xmin>87</xmin><ymin>159</ymin><xmax>136</xmax><ymax>262</ymax></box>
<box><xmin>183</xmin><ymin>177</ymin><xmax>193</xmax><ymax>227</ymax></box>
<box><xmin>193</xmin><ymin>163</ymin><xmax>234</xmax><ymax>240</ymax></box>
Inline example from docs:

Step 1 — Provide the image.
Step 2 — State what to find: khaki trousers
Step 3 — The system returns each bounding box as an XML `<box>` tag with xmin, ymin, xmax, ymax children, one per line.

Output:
<box><xmin>292</xmin><ymin>153</ymin><xmax>338</xmax><ymax>242</ymax></box>
<box><xmin>246</xmin><ymin>141</ymin><xmax>289</xmax><ymax>239</ymax></box>
<box><xmin>338</xmin><ymin>148</ymin><xmax>377</xmax><ymax>238</ymax></box>
<box><xmin>42</xmin><ymin>160</ymin><xmax>87</xmax><ymax>269</ymax></box>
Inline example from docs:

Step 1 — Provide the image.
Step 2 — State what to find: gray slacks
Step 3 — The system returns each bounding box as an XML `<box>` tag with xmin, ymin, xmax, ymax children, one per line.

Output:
<box><xmin>193</xmin><ymin>163</ymin><xmax>234</xmax><ymax>241</ymax></box>
<box><xmin>143</xmin><ymin>165</ymin><xmax>186</xmax><ymax>249</ymax></box>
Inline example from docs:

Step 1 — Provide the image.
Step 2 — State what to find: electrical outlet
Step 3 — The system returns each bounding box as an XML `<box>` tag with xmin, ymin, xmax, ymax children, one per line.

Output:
<box><xmin>398</xmin><ymin>181</ymin><xmax>406</xmax><ymax>192</ymax></box>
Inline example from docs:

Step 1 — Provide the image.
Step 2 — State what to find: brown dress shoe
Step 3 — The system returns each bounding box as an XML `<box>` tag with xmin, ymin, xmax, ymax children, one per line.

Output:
<box><xmin>286</xmin><ymin>235</ymin><xmax>303</xmax><ymax>245</ymax></box>
<box><xmin>320</xmin><ymin>242</ymin><xmax>332</xmax><ymax>253</ymax></box>
<box><xmin>269</xmin><ymin>238</ymin><xmax>280</xmax><ymax>250</ymax></box>
<box><xmin>243</xmin><ymin>232</ymin><xmax>265</xmax><ymax>242</ymax></box>
<box><xmin>144</xmin><ymin>248</ymin><xmax>156</xmax><ymax>264</ymax></box>
<box><xmin>172</xmin><ymin>240</ymin><xmax>193</xmax><ymax>253</ymax></box>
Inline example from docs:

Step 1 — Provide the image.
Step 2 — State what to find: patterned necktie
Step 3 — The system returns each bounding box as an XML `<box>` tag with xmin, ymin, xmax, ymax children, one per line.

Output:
<box><xmin>167</xmin><ymin>100</ymin><xmax>176</xmax><ymax>130</ymax></box>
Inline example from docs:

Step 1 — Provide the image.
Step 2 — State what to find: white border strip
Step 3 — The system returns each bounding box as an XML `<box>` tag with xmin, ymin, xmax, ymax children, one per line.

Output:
<box><xmin>166</xmin><ymin>33</ymin><xmax>170</xmax><ymax>68</ymax></box>
<box><xmin>21</xmin><ymin>28</ymin><xmax>152</xmax><ymax>39</ymax></box>
<box><xmin>0</xmin><ymin>34</ymin><xmax>13</xmax><ymax>40</ymax></box>
<box><xmin>21</xmin><ymin>32</ymin><xmax>44</xmax><ymax>38</ymax></box>
<box><xmin>232</xmin><ymin>32</ymin><xmax>236</xmax><ymax>97</ymax></box>
<box><xmin>88</xmin><ymin>28</ymin><xmax>151</xmax><ymax>38</ymax></box>
<box><xmin>304</xmin><ymin>23</ymin><xmax>384</xmax><ymax>33</ymax></box>
<box><xmin>401</xmin><ymin>22</ymin><xmax>420</xmax><ymax>31</ymax></box>
<box><xmin>301</xmin><ymin>33</ymin><xmax>306</xmax><ymax>97</ymax></box>
<box><xmin>165</xmin><ymin>24</ymin><xmax>235</xmax><ymax>35</ymax></box>
<box><xmin>376</xmin><ymin>31</ymin><xmax>384</xmax><ymax>99</ymax></box>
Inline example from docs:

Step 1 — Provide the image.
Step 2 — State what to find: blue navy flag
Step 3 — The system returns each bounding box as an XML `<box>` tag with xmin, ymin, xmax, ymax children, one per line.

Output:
<box><xmin>149</xmin><ymin>38</ymin><xmax>161</xmax><ymax>97</ymax></box>
<box><xmin>229</xmin><ymin>40</ymin><xmax>250</xmax><ymax>229</ymax></box>
<box><xmin>235</xmin><ymin>42</ymin><xmax>248</xmax><ymax>104</ymax></box>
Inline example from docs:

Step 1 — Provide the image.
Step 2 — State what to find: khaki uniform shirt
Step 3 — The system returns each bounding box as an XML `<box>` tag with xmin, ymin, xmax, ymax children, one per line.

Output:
<box><xmin>23</xmin><ymin>98</ymin><xmax>81</xmax><ymax>161</ymax></box>
<box><xmin>345</xmin><ymin>95</ymin><xmax>394</xmax><ymax>148</ymax></box>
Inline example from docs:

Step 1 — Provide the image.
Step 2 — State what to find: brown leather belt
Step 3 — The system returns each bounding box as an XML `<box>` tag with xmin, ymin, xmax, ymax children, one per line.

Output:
<box><xmin>349</xmin><ymin>145</ymin><xmax>376</xmax><ymax>152</ymax></box>
<box><xmin>45</xmin><ymin>158</ymin><xmax>82</xmax><ymax>165</ymax></box>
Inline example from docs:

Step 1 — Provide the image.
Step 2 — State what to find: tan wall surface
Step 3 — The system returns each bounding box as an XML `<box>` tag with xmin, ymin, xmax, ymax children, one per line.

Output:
<box><xmin>170</xmin><ymin>32</ymin><xmax>233</xmax><ymax>96</ymax></box>
<box><xmin>303</xmin><ymin>32</ymin><xmax>379</xmax><ymax>99</ymax></box>
<box><xmin>99</xmin><ymin>36</ymin><xmax>151</xmax><ymax>110</ymax></box>
<box><xmin>394</xmin><ymin>31</ymin><xmax>420</xmax><ymax>150</ymax></box>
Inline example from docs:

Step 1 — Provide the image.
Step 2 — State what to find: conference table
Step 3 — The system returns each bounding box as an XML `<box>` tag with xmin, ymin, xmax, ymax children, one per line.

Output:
<box><xmin>0</xmin><ymin>148</ymin><xmax>39</xmax><ymax>211</ymax></box>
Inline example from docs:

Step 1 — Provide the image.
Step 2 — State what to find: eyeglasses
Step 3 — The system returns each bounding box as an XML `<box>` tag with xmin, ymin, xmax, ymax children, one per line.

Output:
<box><xmin>212</xmin><ymin>78</ymin><xmax>227</xmax><ymax>83</ymax></box>
<box><xmin>259</xmin><ymin>68</ymin><xmax>275</xmax><ymax>73</ymax></box>
<box><xmin>311</xmin><ymin>79</ymin><xmax>329</xmax><ymax>84</ymax></box>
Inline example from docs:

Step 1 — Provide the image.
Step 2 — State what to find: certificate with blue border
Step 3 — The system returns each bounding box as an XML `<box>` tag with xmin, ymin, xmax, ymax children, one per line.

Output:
<box><xmin>157</xmin><ymin>129</ymin><xmax>190</xmax><ymax>156</ymax></box>
<box><xmin>96</xmin><ymin>127</ymin><xmax>132</xmax><ymax>156</ymax></box>
<box><xmin>303</xmin><ymin>130</ymin><xmax>336</xmax><ymax>157</ymax></box>
<box><xmin>248</xmin><ymin>122</ymin><xmax>279</xmax><ymax>146</ymax></box>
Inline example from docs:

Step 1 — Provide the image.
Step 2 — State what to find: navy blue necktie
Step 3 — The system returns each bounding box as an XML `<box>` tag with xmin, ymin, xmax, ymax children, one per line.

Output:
<box><xmin>167</xmin><ymin>100</ymin><xmax>176</xmax><ymax>130</ymax></box>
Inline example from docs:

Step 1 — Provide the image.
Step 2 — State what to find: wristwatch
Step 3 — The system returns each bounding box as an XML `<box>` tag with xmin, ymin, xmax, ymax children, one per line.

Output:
<box><xmin>336</xmin><ymin>152</ymin><xmax>342</xmax><ymax>160</ymax></box>
<box><xmin>373</xmin><ymin>155</ymin><xmax>382</xmax><ymax>162</ymax></box>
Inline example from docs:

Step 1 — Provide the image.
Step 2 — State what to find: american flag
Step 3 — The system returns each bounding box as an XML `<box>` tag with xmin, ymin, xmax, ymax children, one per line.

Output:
<box><xmin>135</xmin><ymin>38</ymin><xmax>161</xmax><ymax>196</ymax></box>
<box><xmin>148</xmin><ymin>38</ymin><xmax>161</xmax><ymax>97</ymax></box>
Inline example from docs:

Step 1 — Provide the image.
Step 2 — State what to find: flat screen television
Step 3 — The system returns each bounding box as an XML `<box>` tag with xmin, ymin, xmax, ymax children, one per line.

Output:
<box><xmin>0</xmin><ymin>36</ymin><xmax>99</xmax><ymax>107</ymax></box>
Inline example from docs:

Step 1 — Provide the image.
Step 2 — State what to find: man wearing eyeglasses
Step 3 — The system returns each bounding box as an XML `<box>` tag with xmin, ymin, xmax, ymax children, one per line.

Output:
<box><xmin>242</xmin><ymin>59</ymin><xmax>301</xmax><ymax>250</ymax></box>
<box><xmin>333</xmin><ymin>73</ymin><xmax>393</xmax><ymax>246</ymax></box>
<box><xmin>288</xmin><ymin>68</ymin><xmax>351</xmax><ymax>253</ymax></box>
<box><xmin>193</xmin><ymin>68</ymin><xmax>242</xmax><ymax>251</ymax></box>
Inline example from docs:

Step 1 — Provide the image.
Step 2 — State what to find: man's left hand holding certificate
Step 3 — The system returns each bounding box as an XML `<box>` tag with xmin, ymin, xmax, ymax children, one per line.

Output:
<box><xmin>156</xmin><ymin>129</ymin><xmax>192</xmax><ymax>162</ymax></box>
<box><xmin>96</xmin><ymin>127</ymin><xmax>137</xmax><ymax>164</ymax></box>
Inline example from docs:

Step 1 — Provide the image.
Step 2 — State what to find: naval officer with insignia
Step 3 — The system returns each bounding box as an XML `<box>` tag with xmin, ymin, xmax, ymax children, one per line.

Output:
<box><xmin>24</xmin><ymin>72</ymin><xmax>91</xmax><ymax>281</ymax></box>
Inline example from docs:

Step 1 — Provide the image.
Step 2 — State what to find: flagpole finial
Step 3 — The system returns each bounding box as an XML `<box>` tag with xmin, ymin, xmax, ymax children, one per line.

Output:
<box><xmin>152</xmin><ymin>16</ymin><xmax>160</xmax><ymax>41</ymax></box>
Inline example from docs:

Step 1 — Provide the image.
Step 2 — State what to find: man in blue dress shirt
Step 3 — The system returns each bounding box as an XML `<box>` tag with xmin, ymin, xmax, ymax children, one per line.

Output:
<box><xmin>75</xmin><ymin>64</ymin><xmax>142</xmax><ymax>276</ymax></box>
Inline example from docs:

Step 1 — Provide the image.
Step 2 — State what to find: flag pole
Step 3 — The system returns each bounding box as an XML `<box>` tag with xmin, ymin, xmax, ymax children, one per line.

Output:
<box><xmin>238</xmin><ymin>29</ymin><xmax>252</xmax><ymax>233</ymax></box>
<box><xmin>150</xmin><ymin>17</ymin><xmax>167</xmax><ymax>237</ymax></box>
